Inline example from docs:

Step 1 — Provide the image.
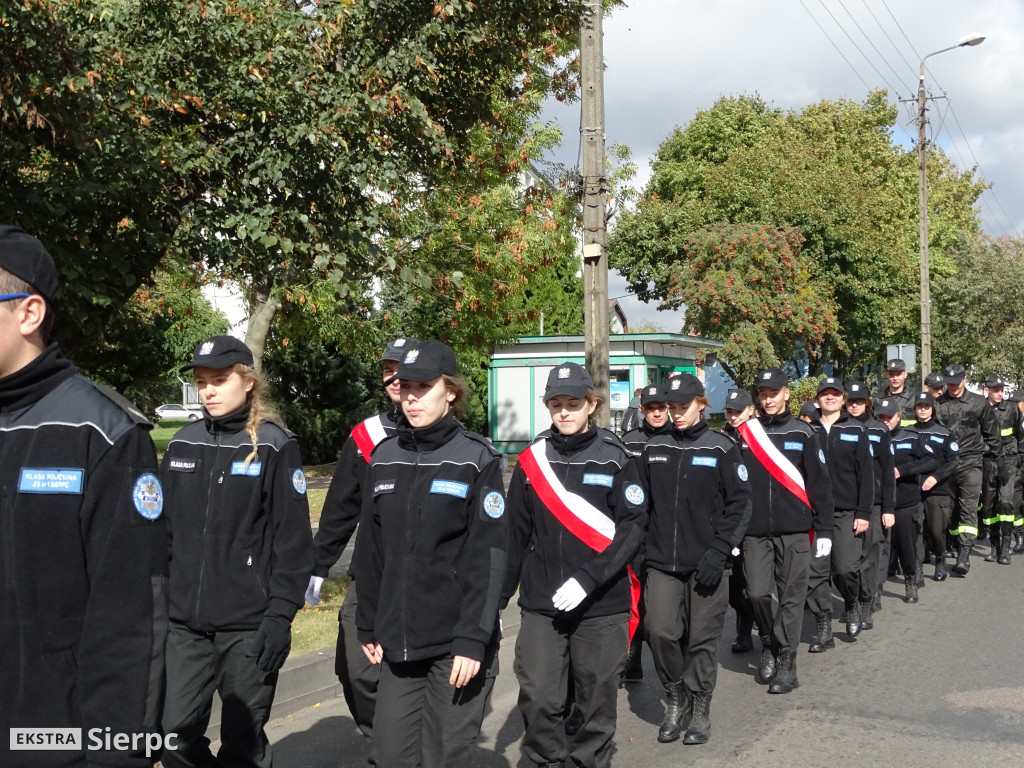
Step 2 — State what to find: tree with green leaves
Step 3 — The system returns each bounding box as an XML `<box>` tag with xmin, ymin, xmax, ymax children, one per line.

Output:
<box><xmin>610</xmin><ymin>91</ymin><xmax>986</xmax><ymax>376</ymax></box>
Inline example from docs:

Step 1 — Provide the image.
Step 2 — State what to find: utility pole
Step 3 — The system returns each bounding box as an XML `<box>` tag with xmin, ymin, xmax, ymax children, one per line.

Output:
<box><xmin>580</xmin><ymin>0</ymin><xmax>610</xmax><ymax>425</ymax></box>
<box><xmin>917</xmin><ymin>67</ymin><xmax>932</xmax><ymax>381</ymax></box>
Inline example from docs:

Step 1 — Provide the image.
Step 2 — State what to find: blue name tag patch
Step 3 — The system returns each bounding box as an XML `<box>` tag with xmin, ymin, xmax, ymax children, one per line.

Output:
<box><xmin>19</xmin><ymin>468</ymin><xmax>84</xmax><ymax>494</ymax></box>
<box><xmin>869</xmin><ymin>434</ymin><xmax>881</xmax><ymax>443</ymax></box>
<box><xmin>583</xmin><ymin>473</ymin><xmax>614</xmax><ymax>487</ymax></box>
<box><xmin>784</xmin><ymin>442</ymin><xmax>803</xmax><ymax>451</ymax></box>
<box><xmin>840</xmin><ymin>433</ymin><xmax>859</xmax><ymax>443</ymax></box>
<box><xmin>430</xmin><ymin>480</ymin><xmax>469</xmax><ymax>498</ymax></box>
<box><xmin>692</xmin><ymin>456</ymin><xmax>718</xmax><ymax>467</ymax></box>
<box><xmin>895</xmin><ymin>443</ymin><xmax>913</xmax><ymax>450</ymax></box>
<box><xmin>231</xmin><ymin>461</ymin><xmax>262</xmax><ymax>476</ymax></box>
<box><xmin>930</xmin><ymin>435</ymin><xmax>945</xmax><ymax>443</ymax></box>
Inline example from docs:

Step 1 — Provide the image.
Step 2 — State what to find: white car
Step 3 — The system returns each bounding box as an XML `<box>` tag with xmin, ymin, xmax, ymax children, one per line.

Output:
<box><xmin>154</xmin><ymin>404</ymin><xmax>202</xmax><ymax>421</ymax></box>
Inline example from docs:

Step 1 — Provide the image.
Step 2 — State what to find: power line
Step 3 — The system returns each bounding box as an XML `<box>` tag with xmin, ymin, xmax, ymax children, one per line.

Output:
<box><xmin>798</xmin><ymin>0</ymin><xmax>873</xmax><ymax>93</ymax></box>
<box><xmin>836</xmin><ymin>0</ymin><xmax>908</xmax><ymax>92</ymax></box>
<box><xmin>859</xmin><ymin>0</ymin><xmax>917</xmax><ymax>79</ymax></box>
<box><xmin>881</xmin><ymin>0</ymin><xmax>922</xmax><ymax>62</ymax></box>
<box><xmin>816</xmin><ymin>0</ymin><xmax>905</xmax><ymax>97</ymax></box>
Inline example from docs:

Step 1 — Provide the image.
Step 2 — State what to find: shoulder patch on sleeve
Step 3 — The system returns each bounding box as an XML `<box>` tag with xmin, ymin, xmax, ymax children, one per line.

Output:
<box><xmin>291</xmin><ymin>468</ymin><xmax>307</xmax><ymax>495</ymax></box>
<box><xmin>624</xmin><ymin>484</ymin><xmax>645</xmax><ymax>505</ymax></box>
<box><xmin>818</xmin><ymin>449</ymin><xmax>826</xmax><ymax>464</ymax></box>
<box><xmin>132</xmin><ymin>473</ymin><xmax>163</xmax><ymax>520</ymax></box>
<box><xmin>483</xmin><ymin>490</ymin><xmax>505</xmax><ymax>519</ymax></box>
<box><xmin>737</xmin><ymin>463</ymin><xmax>749</xmax><ymax>482</ymax></box>
<box><xmin>950</xmin><ymin>441</ymin><xmax>959</xmax><ymax>453</ymax></box>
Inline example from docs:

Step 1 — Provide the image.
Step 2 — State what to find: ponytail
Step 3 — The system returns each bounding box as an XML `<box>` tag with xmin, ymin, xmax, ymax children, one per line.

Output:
<box><xmin>233</xmin><ymin>364</ymin><xmax>282</xmax><ymax>469</ymax></box>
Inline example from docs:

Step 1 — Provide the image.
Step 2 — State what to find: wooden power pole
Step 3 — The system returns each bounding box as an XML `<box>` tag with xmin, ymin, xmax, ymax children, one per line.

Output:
<box><xmin>580</xmin><ymin>0</ymin><xmax>610</xmax><ymax>425</ymax></box>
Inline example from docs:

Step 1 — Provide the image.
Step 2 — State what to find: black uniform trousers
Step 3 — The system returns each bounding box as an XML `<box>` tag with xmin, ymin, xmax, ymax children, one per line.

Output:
<box><xmin>372</xmin><ymin>645</ymin><xmax>498</xmax><ymax>768</ymax></box>
<box><xmin>743</xmin><ymin>533</ymin><xmax>811</xmax><ymax>655</ymax></box>
<box><xmin>515</xmin><ymin>610</ymin><xmax>628</xmax><ymax>768</ymax></box>
<box><xmin>891</xmin><ymin>503</ymin><xmax>921</xmax><ymax>576</ymax></box>
<box><xmin>806</xmin><ymin>509</ymin><xmax>863</xmax><ymax>614</ymax></box>
<box><xmin>645</xmin><ymin>568</ymin><xmax>729</xmax><ymax>693</ymax></box>
<box><xmin>335</xmin><ymin>581</ymin><xmax>379</xmax><ymax>740</ymax></box>
<box><xmin>161</xmin><ymin>623</ymin><xmax>277</xmax><ymax>768</ymax></box>
<box><xmin>949</xmin><ymin>461</ymin><xmax>983</xmax><ymax>545</ymax></box>
<box><xmin>728</xmin><ymin>551</ymin><xmax>756</xmax><ymax>637</ymax></box>
<box><xmin>982</xmin><ymin>459</ymin><xmax>1018</xmax><ymax>540</ymax></box>
<box><xmin>923</xmin><ymin>495</ymin><xmax>952</xmax><ymax>564</ymax></box>
<box><xmin>859</xmin><ymin>505</ymin><xmax>884</xmax><ymax>603</ymax></box>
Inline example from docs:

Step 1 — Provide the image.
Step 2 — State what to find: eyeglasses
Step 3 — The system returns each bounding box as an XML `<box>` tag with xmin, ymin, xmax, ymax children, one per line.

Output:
<box><xmin>0</xmin><ymin>293</ymin><xmax>31</xmax><ymax>302</ymax></box>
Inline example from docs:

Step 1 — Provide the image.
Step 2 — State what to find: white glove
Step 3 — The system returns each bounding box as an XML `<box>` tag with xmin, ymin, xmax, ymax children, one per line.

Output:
<box><xmin>305</xmin><ymin>575</ymin><xmax>324</xmax><ymax>606</ymax></box>
<box><xmin>551</xmin><ymin>578</ymin><xmax>588</xmax><ymax>612</ymax></box>
<box><xmin>814</xmin><ymin>537</ymin><xmax>833</xmax><ymax>559</ymax></box>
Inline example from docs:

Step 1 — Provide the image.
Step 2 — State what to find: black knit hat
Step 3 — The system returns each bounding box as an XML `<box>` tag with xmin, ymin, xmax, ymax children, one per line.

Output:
<box><xmin>0</xmin><ymin>226</ymin><xmax>59</xmax><ymax>306</ymax></box>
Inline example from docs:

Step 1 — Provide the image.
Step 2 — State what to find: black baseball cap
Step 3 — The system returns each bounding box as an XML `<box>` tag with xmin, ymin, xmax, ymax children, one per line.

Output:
<box><xmin>397</xmin><ymin>340</ymin><xmax>459</xmax><ymax>383</ymax></box>
<box><xmin>924</xmin><ymin>372</ymin><xmax>944</xmax><ymax>388</ymax></box>
<box><xmin>0</xmin><ymin>226</ymin><xmax>59</xmax><ymax>306</ymax></box>
<box><xmin>886</xmin><ymin>359</ymin><xmax>907</xmax><ymax>372</ymax></box>
<box><xmin>1009</xmin><ymin>391</ymin><xmax>1024</xmax><ymax>404</ymax></box>
<box><xmin>181</xmin><ymin>335</ymin><xmax>254</xmax><ymax>372</ymax></box>
<box><xmin>846</xmin><ymin>381</ymin><xmax>870</xmax><ymax>400</ymax></box>
<box><xmin>984</xmin><ymin>374</ymin><xmax>1004</xmax><ymax>388</ymax></box>
<box><xmin>543</xmin><ymin>362</ymin><xmax>593</xmax><ymax>400</ymax></box>
<box><xmin>756</xmin><ymin>368</ymin><xmax>789</xmax><ymax>390</ymax></box>
<box><xmin>944</xmin><ymin>364</ymin><xmax>966</xmax><ymax>384</ymax></box>
<box><xmin>915</xmin><ymin>392</ymin><xmax>936</xmax><ymax>408</ymax></box>
<box><xmin>816</xmin><ymin>377</ymin><xmax>845</xmax><ymax>396</ymax></box>
<box><xmin>664</xmin><ymin>373</ymin><xmax>704</xmax><ymax>404</ymax></box>
<box><xmin>725</xmin><ymin>388</ymin><xmax>753</xmax><ymax>410</ymax></box>
<box><xmin>874</xmin><ymin>398</ymin><xmax>900</xmax><ymax>417</ymax></box>
<box><xmin>640</xmin><ymin>384</ymin><xmax>667</xmax><ymax>406</ymax></box>
<box><xmin>798</xmin><ymin>401</ymin><xmax>820</xmax><ymax>418</ymax></box>
<box><xmin>379</xmin><ymin>337</ymin><xmax>418</xmax><ymax>363</ymax></box>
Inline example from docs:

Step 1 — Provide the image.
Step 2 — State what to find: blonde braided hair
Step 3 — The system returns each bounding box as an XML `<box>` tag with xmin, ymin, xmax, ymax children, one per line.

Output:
<box><xmin>232</xmin><ymin>364</ymin><xmax>282</xmax><ymax>469</ymax></box>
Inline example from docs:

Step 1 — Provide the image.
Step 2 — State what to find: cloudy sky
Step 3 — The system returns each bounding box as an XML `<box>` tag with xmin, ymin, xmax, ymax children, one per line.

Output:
<box><xmin>540</xmin><ymin>0</ymin><xmax>1024</xmax><ymax>330</ymax></box>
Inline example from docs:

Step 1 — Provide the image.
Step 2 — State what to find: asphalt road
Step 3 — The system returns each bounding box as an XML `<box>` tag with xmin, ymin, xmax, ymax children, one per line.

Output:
<box><xmin>259</xmin><ymin>545</ymin><xmax>1024</xmax><ymax>768</ymax></box>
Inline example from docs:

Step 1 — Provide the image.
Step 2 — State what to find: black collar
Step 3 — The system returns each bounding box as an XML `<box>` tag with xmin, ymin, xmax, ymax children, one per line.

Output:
<box><xmin>397</xmin><ymin>411</ymin><xmax>462</xmax><ymax>451</ymax></box>
<box><xmin>204</xmin><ymin>401</ymin><xmax>252</xmax><ymax>435</ymax></box>
<box><xmin>0</xmin><ymin>343</ymin><xmax>75</xmax><ymax>414</ymax></box>
<box><xmin>678</xmin><ymin>421</ymin><xmax>709</xmax><ymax>440</ymax></box>
<box><xmin>549</xmin><ymin>424</ymin><xmax>599</xmax><ymax>455</ymax></box>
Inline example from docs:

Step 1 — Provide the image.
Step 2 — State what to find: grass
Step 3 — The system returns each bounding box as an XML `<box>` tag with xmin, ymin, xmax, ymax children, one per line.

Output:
<box><xmin>307</xmin><ymin>487</ymin><xmax>327</xmax><ymax>525</ymax></box>
<box><xmin>291</xmin><ymin>577</ymin><xmax>349</xmax><ymax>656</ymax></box>
<box><xmin>151</xmin><ymin>419</ymin><xmax>192</xmax><ymax>453</ymax></box>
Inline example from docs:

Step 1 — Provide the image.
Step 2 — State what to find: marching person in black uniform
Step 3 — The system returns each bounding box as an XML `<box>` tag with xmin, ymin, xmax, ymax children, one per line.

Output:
<box><xmin>980</xmin><ymin>375</ymin><xmax>1019</xmax><ymax>565</ymax></box>
<box><xmin>845</xmin><ymin>382</ymin><xmax>896</xmax><ymax>628</ymax></box>
<box><xmin>0</xmin><ymin>227</ymin><xmax>168</xmax><ymax>768</ymax></box>
<box><xmin>722</xmin><ymin>388</ymin><xmax>759</xmax><ymax>653</ymax></box>
<box><xmin>1009</xmin><ymin>391</ymin><xmax>1024</xmax><ymax>554</ymax></box>
<box><xmin>503</xmin><ymin>362</ymin><xmax>646</xmax><ymax>768</ymax></box>
<box><xmin>641</xmin><ymin>375</ymin><xmax>751</xmax><ymax>745</ymax></box>
<box><xmin>880</xmin><ymin>359</ymin><xmax>917</xmax><ymax>427</ymax></box>
<box><xmin>875</xmin><ymin>399</ymin><xmax>940</xmax><ymax>603</ymax></box>
<box><xmin>305</xmin><ymin>336</ymin><xmax>416</xmax><ymax>745</ymax></box>
<box><xmin>619</xmin><ymin>383</ymin><xmax>672</xmax><ymax>684</ymax></box>
<box><xmin>912</xmin><ymin>393</ymin><xmax>959</xmax><ymax>580</ymax></box>
<box><xmin>742</xmin><ymin>368</ymin><xmax>834</xmax><ymax>694</ymax></box>
<box><xmin>354</xmin><ymin>340</ymin><xmax>507</xmax><ymax>768</ymax></box>
<box><xmin>805</xmin><ymin>378</ymin><xmax>872</xmax><ymax>649</ymax></box>
<box><xmin>936</xmin><ymin>364</ymin><xmax>1001</xmax><ymax>576</ymax></box>
<box><xmin>160</xmin><ymin>335</ymin><xmax>314</xmax><ymax>768</ymax></box>
<box><xmin>923</xmin><ymin>372</ymin><xmax>945</xmax><ymax>400</ymax></box>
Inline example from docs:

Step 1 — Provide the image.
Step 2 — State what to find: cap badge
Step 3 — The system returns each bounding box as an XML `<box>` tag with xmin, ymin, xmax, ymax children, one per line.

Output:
<box><xmin>558</xmin><ymin>367</ymin><xmax>571</xmax><ymax>379</ymax></box>
<box><xmin>199</xmin><ymin>341</ymin><xmax>214</xmax><ymax>356</ymax></box>
<box><xmin>648</xmin><ymin>387</ymin><xmax>657</xmax><ymax>395</ymax></box>
<box><xmin>762</xmin><ymin>372</ymin><xmax>771</xmax><ymax>380</ymax></box>
<box><xmin>394</xmin><ymin>338</ymin><xmax>406</xmax><ymax>347</ymax></box>
<box><xmin>403</xmin><ymin>349</ymin><xmax>419</xmax><ymax>364</ymax></box>
<box><xmin>729</xmin><ymin>392</ymin><xmax>737</xmax><ymax>399</ymax></box>
<box><xmin>671</xmin><ymin>379</ymin><xmax>681</xmax><ymax>390</ymax></box>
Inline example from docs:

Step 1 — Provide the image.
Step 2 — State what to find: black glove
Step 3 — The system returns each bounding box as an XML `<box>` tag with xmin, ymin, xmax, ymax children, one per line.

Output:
<box><xmin>998</xmin><ymin>459</ymin><xmax>1010</xmax><ymax>487</ymax></box>
<box><xmin>694</xmin><ymin>548</ymin><xmax>728</xmax><ymax>589</ymax></box>
<box><xmin>249</xmin><ymin>614</ymin><xmax>292</xmax><ymax>673</ymax></box>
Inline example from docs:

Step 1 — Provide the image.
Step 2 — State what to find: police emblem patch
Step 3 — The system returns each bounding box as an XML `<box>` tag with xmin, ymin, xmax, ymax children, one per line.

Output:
<box><xmin>624</xmin><ymin>484</ymin><xmax>645</xmax><ymax>505</ymax></box>
<box><xmin>132</xmin><ymin>473</ymin><xmax>163</xmax><ymax>520</ymax></box>
<box><xmin>671</xmin><ymin>379</ymin><xmax>681</xmax><ymax>390</ymax></box>
<box><xmin>737</xmin><ymin>464</ymin><xmax>748</xmax><ymax>482</ymax></box>
<box><xmin>483</xmin><ymin>491</ymin><xmax>505</xmax><ymax>519</ymax></box>
<box><xmin>292</xmin><ymin>469</ymin><xmax>307</xmax><ymax>495</ymax></box>
<box><xmin>950</xmin><ymin>441</ymin><xmax>959</xmax><ymax>452</ymax></box>
<box><xmin>818</xmin><ymin>449</ymin><xmax>826</xmax><ymax>464</ymax></box>
<box><xmin>648</xmin><ymin>387</ymin><xmax>657</xmax><ymax>395</ymax></box>
<box><xmin>403</xmin><ymin>349</ymin><xmax>419</xmax><ymax>364</ymax></box>
<box><xmin>762</xmin><ymin>372</ymin><xmax>771</xmax><ymax>380</ymax></box>
<box><xmin>394</xmin><ymin>338</ymin><xmax>407</xmax><ymax>347</ymax></box>
<box><xmin>729</xmin><ymin>392</ymin><xmax>738</xmax><ymax>400</ymax></box>
<box><xmin>558</xmin><ymin>367</ymin><xmax>571</xmax><ymax>379</ymax></box>
<box><xmin>199</xmin><ymin>341</ymin><xmax>214</xmax><ymax>356</ymax></box>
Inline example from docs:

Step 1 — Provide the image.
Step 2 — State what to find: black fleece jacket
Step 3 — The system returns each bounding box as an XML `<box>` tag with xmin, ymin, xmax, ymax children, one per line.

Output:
<box><xmin>641</xmin><ymin>421</ymin><xmax>752</xmax><ymax>573</ymax></box>
<box><xmin>912</xmin><ymin>419</ymin><xmax>959</xmax><ymax>497</ymax></box>
<box><xmin>851</xmin><ymin>413</ymin><xmax>896</xmax><ymax>515</ymax></box>
<box><xmin>355</xmin><ymin>413</ymin><xmax>507</xmax><ymax>663</ymax></box>
<box><xmin>814</xmin><ymin>413</ymin><xmax>873</xmax><ymax>520</ymax></box>
<box><xmin>889</xmin><ymin>426</ymin><xmax>941</xmax><ymax>508</ymax></box>
<box><xmin>621</xmin><ymin>420</ymin><xmax>674</xmax><ymax>457</ymax></box>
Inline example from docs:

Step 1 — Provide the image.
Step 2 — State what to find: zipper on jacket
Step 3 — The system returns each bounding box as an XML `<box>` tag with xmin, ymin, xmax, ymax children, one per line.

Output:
<box><xmin>402</xmin><ymin>441</ymin><xmax>422</xmax><ymax>662</ymax></box>
<box><xmin>247</xmin><ymin>552</ymin><xmax>268</xmax><ymax>599</ymax></box>
<box><xmin>193</xmin><ymin>431</ymin><xmax>223</xmax><ymax>627</ymax></box>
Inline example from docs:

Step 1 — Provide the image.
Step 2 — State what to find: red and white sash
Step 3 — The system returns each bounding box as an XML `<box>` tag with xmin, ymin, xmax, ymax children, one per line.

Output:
<box><xmin>351</xmin><ymin>415</ymin><xmax>388</xmax><ymax>464</ymax></box>
<box><xmin>737</xmin><ymin>418</ymin><xmax>812</xmax><ymax>510</ymax></box>
<box><xmin>518</xmin><ymin>439</ymin><xmax>642</xmax><ymax>641</ymax></box>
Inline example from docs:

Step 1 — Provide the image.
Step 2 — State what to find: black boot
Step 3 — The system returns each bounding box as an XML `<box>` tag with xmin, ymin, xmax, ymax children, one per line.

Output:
<box><xmin>657</xmin><ymin>682</ymin><xmax>689</xmax><ymax>743</ymax></box>
<box><xmin>845</xmin><ymin>601</ymin><xmax>861</xmax><ymax>638</ymax></box>
<box><xmin>683</xmin><ymin>690</ymin><xmax>712</xmax><ymax>745</ymax></box>
<box><xmin>915</xmin><ymin>562</ymin><xmax>925</xmax><ymax>587</ymax></box>
<box><xmin>904</xmin><ymin>575</ymin><xmax>919</xmax><ymax>604</ymax></box>
<box><xmin>808</xmin><ymin>611</ymin><xmax>834</xmax><ymax>653</ymax></box>
<box><xmin>953</xmin><ymin>544</ymin><xmax>971</xmax><ymax>576</ymax></box>
<box><xmin>620</xmin><ymin>635</ymin><xmax>643</xmax><ymax>684</ymax></box>
<box><xmin>999</xmin><ymin>531</ymin><xmax>1012</xmax><ymax>565</ymax></box>
<box><xmin>731</xmin><ymin>611</ymin><xmax>754</xmax><ymax>653</ymax></box>
<box><xmin>859</xmin><ymin>600</ymin><xmax>873</xmax><ymax>630</ymax></box>
<box><xmin>768</xmin><ymin>651</ymin><xmax>799</xmax><ymax>694</ymax></box>
<box><xmin>1012</xmin><ymin>530</ymin><xmax>1024</xmax><ymax>554</ymax></box>
<box><xmin>757</xmin><ymin>636</ymin><xmax>777</xmax><ymax>684</ymax></box>
<box><xmin>873</xmin><ymin>585</ymin><xmax>882</xmax><ymax>612</ymax></box>
<box><xmin>985</xmin><ymin>541</ymin><xmax>999</xmax><ymax>562</ymax></box>
<box><xmin>934</xmin><ymin>555</ymin><xmax>947</xmax><ymax>581</ymax></box>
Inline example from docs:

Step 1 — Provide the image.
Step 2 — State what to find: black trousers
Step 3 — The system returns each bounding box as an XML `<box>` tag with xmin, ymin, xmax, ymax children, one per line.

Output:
<box><xmin>982</xmin><ymin>459</ymin><xmax>1019</xmax><ymax>537</ymax></box>
<box><xmin>336</xmin><ymin>581</ymin><xmax>379</xmax><ymax>740</ymax></box>
<box><xmin>923</xmin><ymin>494</ymin><xmax>952</xmax><ymax>558</ymax></box>
<box><xmin>891</xmin><ymin>503</ymin><xmax>921</xmax><ymax>576</ymax></box>
<box><xmin>515</xmin><ymin>610</ymin><xmax>628</xmax><ymax>768</ymax></box>
<box><xmin>373</xmin><ymin>646</ymin><xmax>498</xmax><ymax>768</ymax></box>
<box><xmin>728</xmin><ymin>551</ymin><xmax>756</xmax><ymax>635</ymax></box>
<box><xmin>743</xmin><ymin>533</ymin><xmax>811</xmax><ymax>655</ymax></box>
<box><xmin>806</xmin><ymin>509</ymin><xmax>864</xmax><ymax>614</ymax></box>
<box><xmin>161</xmin><ymin>623</ymin><xmax>277</xmax><ymax>768</ymax></box>
<box><xmin>645</xmin><ymin>568</ymin><xmax>729</xmax><ymax>693</ymax></box>
<box><xmin>859</xmin><ymin>505</ymin><xmax>884</xmax><ymax>602</ymax></box>
<box><xmin>949</xmin><ymin>462</ymin><xmax>983</xmax><ymax>544</ymax></box>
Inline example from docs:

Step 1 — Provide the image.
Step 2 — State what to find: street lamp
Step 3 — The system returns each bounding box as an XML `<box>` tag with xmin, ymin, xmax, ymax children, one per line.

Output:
<box><xmin>917</xmin><ymin>33</ymin><xmax>984</xmax><ymax>380</ymax></box>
